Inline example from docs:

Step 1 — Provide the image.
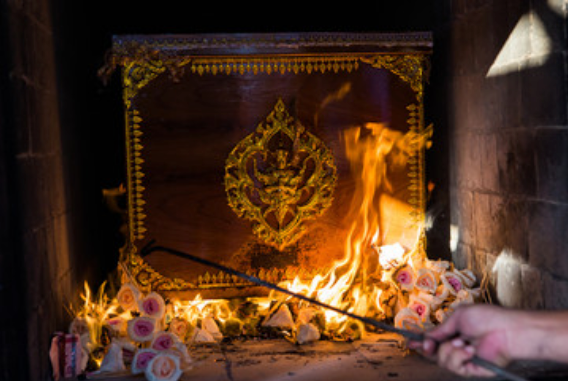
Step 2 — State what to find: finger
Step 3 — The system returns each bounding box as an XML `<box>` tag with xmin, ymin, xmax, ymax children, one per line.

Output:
<box><xmin>424</xmin><ymin>324</ymin><xmax>465</xmax><ymax>357</ymax></box>
<box><xmin>426</xmin><ymin>308</ymin><xmax>463</xmax><ymax>342</ymax></box>
<box><xmin>407</xmin><ymin>339</ymin><xmax>423</xmax><ymax>351</ymax></box>
<box><xmin>436</xmin><ymin>341</ymin><xmax>458</xmax><ymax>369</ymax></box>
<box><xmin>422</xmin><ymin>337</ymin><xmax>438</xmax><ymax>357</ymax></box>
<box><xmin>463</xmin><ymin>347</ymin><xmax>496</xmax><ymax>378</ymax></box>
<box><xmin>439</xmin><ymin>343</ymin><xmax>476</xmax><ymax>378</ymax></box>
<box><xmin>438</xmin><ymin>339</ymin><xmax>465</xmax><ymax>367</ymax></box>
<box><xmin>463</xmin><ymin>361</ymin><xmax>496</xmax><ymax>378</ymax></box>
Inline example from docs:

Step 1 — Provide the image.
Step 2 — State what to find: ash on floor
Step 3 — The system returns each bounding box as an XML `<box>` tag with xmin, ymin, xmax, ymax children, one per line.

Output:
<box><xmin>90</xmin><ymin>333</ymin><xmax>568</xmax><ymax>381</ymax></box>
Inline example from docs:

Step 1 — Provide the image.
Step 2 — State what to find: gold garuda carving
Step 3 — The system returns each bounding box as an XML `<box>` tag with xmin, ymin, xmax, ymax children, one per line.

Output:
<box><xmin>225</xmin><ymin>99</ymin><xmax>337</xmax><ymax>249</ymax></box>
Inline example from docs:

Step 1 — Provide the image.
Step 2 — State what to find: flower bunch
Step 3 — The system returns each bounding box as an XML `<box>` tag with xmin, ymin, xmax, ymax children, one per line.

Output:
<box><xmin>390</xmin><ymin>259</ymin><xmax>481</xmax><ymax>333</ymax></box>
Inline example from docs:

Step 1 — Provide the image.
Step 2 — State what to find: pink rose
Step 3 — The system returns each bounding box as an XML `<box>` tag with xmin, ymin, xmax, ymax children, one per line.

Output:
<box><xmin>145</xmin><ymin>353</ymin><xmax>182</xmax><ymax>381</ymax></box>
<box><xmin>394</xmin><ymin>265</ymin><xmax>415</xmax><ymax>291</ymax></box>
<box><xmin>151</xmin><ymin>332</ymin><xmax>176</xmax><ymax>351</ymax></box>
<box><xmin>106</xmin><ymin>317</ymin><xmax>126</xmax><ymax>335</ymax></box>
<box><xmin>127</xmin><ymin>317</ymin><xmax>156</xmax><ymax>342</ymax></box>
<box><xmin>411</xmin><ymin>303</ymin><xmax>425</xmax><ymax>316</ymax></box>
<box><xmin>415</xmin><ymin>268</ymin><xmax>437</xmax><ymax>294</ymax></box>
<box><xmin>408</xmin><ymin>295</ymin><xmax>431</xmax><ymax>323</ymax></box>
<box><xmin>143</xmin><ymin>299</ymin><xmax>160</xmax><ymax>315</ymax></box>
<box><xmin>441</xmin><ymin>271</ymin><xmax>464</xmax><ymax>295</ymax></box>
<box><xmin>132</xmin><ymin>348</ymin><xmax>158</xmax><ymax>375</ymax></box>
<box><xmin>168</xmin><ymin>318</ymin><xmax>189</xmax><ymax>339</ymax></box>
<box><xmin>397</xmin><ymin>272</ymin><xmax>410</xmax><ymax>284</ymax></box>
<box><xmin>135</xmin><ymin>321</ymin><xmax>153</xmax><ymax>337</ymax></box>
<box><xmin>459</xmin><ymin>269</ymin><xmax>476</xmax><ymax>288</ymax></box>
<box><xmin>394</xmin><ymin>307</ymin><xmax>423</xmax><ymax>332</ymax></box>
<box><xmin>117</xmin><ymin>283</ymin><xmax>140</xmax><ymax>312</ymax></box>
<box><xmin>139</xmin><ymin>292</ymin><xmax>166</xmax><ymax>320</ymax></box>
<box><xmin>448</xmin><ymin>277</ymin><xmax>461</xmax><ymax>292</ymax></box>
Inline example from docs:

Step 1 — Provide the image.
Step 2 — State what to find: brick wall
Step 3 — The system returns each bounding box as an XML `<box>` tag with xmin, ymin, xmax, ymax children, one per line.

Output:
<box><xmin>0</xmin><ymin>1</ymin><xmax>124</xmax><ymax>379</ymax></box>
<box><xmin>0</xmin><ymin>1</ymin><xmax>75</xmax><ymax>379</ymax></box>
<box><xmin>443</xmin><ymin>0</ymin><xmax>568</xmax><ymax>309</ymax></box>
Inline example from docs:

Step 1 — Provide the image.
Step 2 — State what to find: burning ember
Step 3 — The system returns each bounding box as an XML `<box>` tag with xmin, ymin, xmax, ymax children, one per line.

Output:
<box><xmin>58</xmin><ymin>122</ymin><xmax>482</xmax><ymax>380</ymax></box>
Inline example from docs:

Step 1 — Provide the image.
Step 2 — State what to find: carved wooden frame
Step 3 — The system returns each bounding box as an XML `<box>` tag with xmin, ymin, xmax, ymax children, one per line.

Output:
<box><xmin>107</xmin><ymin>33</ymin><xmax>433</xmax><ymax>297</ymax></box>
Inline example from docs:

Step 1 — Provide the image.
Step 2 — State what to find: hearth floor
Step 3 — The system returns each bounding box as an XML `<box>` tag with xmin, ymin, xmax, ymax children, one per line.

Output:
<box><xmin>90</xmin><ymin>332</ymin><xmax>568</xmax><ymax>381</ymax></box>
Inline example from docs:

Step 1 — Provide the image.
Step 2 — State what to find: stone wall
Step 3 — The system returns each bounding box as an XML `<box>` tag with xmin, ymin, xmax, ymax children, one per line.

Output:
<box><xmin>443</xmin><ymin>0</ymin><xmax>568</xmax><ymax>309</ymax></box>
<box><xmin>0</xmin><ymin>1</ymin><xmax>76</xmax><ymax>379</ymax></box>
<box><xmin>0</xmin><ymin>1</ymin><xmax>123</xmax><ymax>379</ymax></box>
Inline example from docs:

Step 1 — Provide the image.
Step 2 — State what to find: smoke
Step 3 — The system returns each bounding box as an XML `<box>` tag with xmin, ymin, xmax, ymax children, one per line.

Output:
<box><xmin>314</xmin><ymin>82</ymin><xmax>352</xmax><ymax>128</ymax></box>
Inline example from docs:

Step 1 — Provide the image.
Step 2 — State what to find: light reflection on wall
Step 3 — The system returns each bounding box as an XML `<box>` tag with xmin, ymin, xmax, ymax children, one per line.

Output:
<box><xmin>449</xmin><ymin>224</ymin><xmax>459</xmax><ymax>253</ymax></box>
<box><xmin>547</xmin><ymin>0</ymin><xmax>567</xmax><ymax>17</ymax></box>
<box><xmin>485</xmin><ymin>10</ymin><xmax>552</xmax><ymax>78</ymax></box>
<box><xmin>492</xmin><ymin>249</ymin><xmax>524</xmax><ymax>307</ymax></box>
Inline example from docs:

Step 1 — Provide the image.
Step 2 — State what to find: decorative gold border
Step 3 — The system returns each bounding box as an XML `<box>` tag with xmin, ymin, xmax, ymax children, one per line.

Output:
<box><xmin>111</xmin><ymin>37</ymin><xmax>431</xmax><ymax>292</ymax></box>
<box><xmin>189</xmin><ymin>56</ymin><xmax>360</xmax><ymax>75</ymax></box>
<box><xmin>123</xmin><ymin>108</ymin><xmax>146</xmax><ymax>243</ymax></box>
<box><xmin>362</xmin><ymin>55</ymin><xmax>428</xmax><ymax>100</ymax></box>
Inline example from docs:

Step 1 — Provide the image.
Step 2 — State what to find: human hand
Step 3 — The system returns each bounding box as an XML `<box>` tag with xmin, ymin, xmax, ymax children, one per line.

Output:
<box><xmin>420</xmin><ymin>304</ymin><xmax>517</xmax><ymax>378</ymax></box>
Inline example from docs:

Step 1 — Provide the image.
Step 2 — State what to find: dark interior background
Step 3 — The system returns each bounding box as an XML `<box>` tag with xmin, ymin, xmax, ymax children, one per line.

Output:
<box><xmin>3</xmin><ymin>1</ymin><xmax>566</xmax><ymax>380</ymax></box>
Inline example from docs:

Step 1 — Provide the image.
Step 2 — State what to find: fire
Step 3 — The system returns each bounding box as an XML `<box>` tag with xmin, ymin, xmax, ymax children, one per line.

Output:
<box><xmin>172</xmin><ymin>295</ymin><xmax>236</xmax><ymax>326</ymax></box>
<box><xmin>68</xmin><ymin>281</ymin><xmax>125</xmax><ymax>366</ymax></box>
<box><xmin>376</xmin><ymin>243</ymin><xmax>405</xmax><ymax>270</ymax></box>
<box><xmin>272</xmin><ymin>122</ymin><xmax>427</xmax><ymax>334</ymax></box>
<box><xmin>63</xmin><ymin>118</ymin><xmax>483</xmax><ymax>378</ymax></box>
<box><xmin>68</xmin><ymin>123</ymin><xmax>429</xmax><ymax>345</ymax></box>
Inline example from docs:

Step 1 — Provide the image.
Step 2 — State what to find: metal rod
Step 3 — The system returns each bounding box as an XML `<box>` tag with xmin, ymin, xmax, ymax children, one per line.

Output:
<box><xmin>141</xmin><ymin>241</ymin><xmax>422</xmax><ymax>340</ymax></box>
<box><xmin>141</xmin><ymin>242</ymin><xmax>529</xmax><ymax>381</ymax></box>
<box><xmin>470</xmin><ymin>357</ymin><xmax>528</xmax><ymax>381</ymax></box>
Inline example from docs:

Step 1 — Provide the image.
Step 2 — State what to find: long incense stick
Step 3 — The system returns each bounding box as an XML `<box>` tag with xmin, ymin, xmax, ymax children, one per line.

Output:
<box><xmin>140</xmin><ymin>242</ymin><xmax>528</xmax><ymax>381</ymax></box>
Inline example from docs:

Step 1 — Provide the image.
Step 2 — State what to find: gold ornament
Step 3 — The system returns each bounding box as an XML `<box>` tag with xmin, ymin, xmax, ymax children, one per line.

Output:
<box><xmin>225</xmin><ymin>99</ymin><xmax>337</xmax><ymax>249</ymax></box>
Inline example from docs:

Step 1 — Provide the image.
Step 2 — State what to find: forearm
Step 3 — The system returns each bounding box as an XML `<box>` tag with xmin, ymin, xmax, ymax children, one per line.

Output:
<box><xmin>508</xmin><ymin>310</ymin><xmax>568</xmax><ymax>363</ymax></box>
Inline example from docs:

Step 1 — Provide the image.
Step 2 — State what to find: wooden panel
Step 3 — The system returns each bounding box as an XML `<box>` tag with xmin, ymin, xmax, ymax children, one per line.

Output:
<box><xmin>113</xmin><ymin>33</ymin><xmax>432</xmax><ymax>297</ymax></box>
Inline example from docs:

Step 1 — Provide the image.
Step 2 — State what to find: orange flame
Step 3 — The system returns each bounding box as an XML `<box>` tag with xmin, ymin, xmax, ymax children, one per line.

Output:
<box><xmin>68</xmin><ymin>281</ymin><xmax>127</xmax><ymax>366</ymax></box>
<box><xmin>274</xmin><ymin>122</ymin><xmax>428</xmax><ymax>333</ymax></box>
<box><xmin>70</xmin><ymin>122</ymin><xmax>431</xmax><ymax>346</ymax></box>
<box><xmin>172</xmin><ymin>295</ymin><xmax>239</xmax><ymax>326</ymax></box>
